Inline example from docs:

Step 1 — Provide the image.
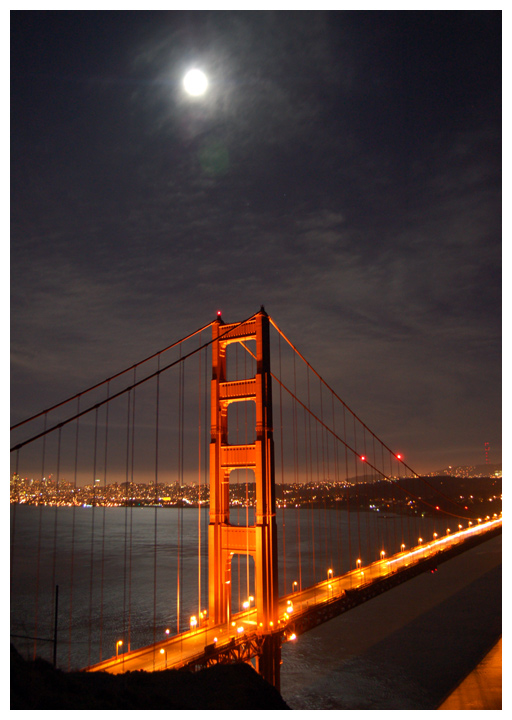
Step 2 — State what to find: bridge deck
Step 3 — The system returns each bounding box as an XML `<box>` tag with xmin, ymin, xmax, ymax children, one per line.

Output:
<box><xmin>85</xmin><ymin>518</ymin><xmax>501</xmax><ymax>675</ymax></box>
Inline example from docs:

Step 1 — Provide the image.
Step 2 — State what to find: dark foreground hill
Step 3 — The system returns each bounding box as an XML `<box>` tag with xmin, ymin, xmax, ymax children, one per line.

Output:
<box><xmin>10</xmin><ymin>645</ymin><xmax>290</xmax><ymax>710</ymax></box>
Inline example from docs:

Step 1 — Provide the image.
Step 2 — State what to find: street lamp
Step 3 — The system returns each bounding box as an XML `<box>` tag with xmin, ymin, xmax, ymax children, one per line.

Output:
<box><xmin>292</xmin><ymin>580</ymin><xmax>298</xmax><ymax>593</ymax></box>
<box><xmin>401</xmin><ymin>544</ymin><xmax>405</xmax><ymax>551</ymax></box>
<box><xmin>190</xmin><ymin>616</ymin><xmax>197</xmax><ymax>631</ymax></box>
<box><xmin>116</xmin><ymin>640</ymin><xmax>123</xmax><ymax>659</ymax></box>
<box><xmin>380</xmin><ymin>550</ymin><xmax>385</xmax><ymax>560</ymax></box>
<box><xmin>327</xmin><ymin>568</ymin><xmax>333</xmax><ymax>579</ymax></box>
<box><xmin>159</xmin><ymin>648</ymin><xmax>168</xmax><ymax>668</ymax></box>
<box><xmin>356</xmin><ymin>559</ymin><xmax>362</xmax><ymax>568</ymax></box>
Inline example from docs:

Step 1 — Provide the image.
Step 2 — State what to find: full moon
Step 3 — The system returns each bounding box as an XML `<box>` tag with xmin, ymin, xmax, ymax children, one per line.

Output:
<box><xmin>183</xmin><ymin>69</ymin><xmax>208</xmax><ymax>96</ymax></box>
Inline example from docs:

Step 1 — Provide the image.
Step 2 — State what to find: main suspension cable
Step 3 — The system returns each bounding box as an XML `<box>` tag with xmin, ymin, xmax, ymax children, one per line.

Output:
<box><xmin>11</xmin><ymin>320</ymin><xmax>217</xmax><ymax>431</ymax></box>
<box><xmin>268</xmin><ymin>316</ymin><xmax>473</xmax><ymax>518</ymax></box>
<box><xmin>11</xmin><ymin>313</ymin><xmax>259</xmax><ymax>454</ymax></box>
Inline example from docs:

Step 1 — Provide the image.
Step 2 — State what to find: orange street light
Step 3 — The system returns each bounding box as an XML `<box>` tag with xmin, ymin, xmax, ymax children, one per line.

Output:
<box><xmin>116</xmin><ymin>640</ymin><xmax>123</xmax><ymax>659</ymax></box>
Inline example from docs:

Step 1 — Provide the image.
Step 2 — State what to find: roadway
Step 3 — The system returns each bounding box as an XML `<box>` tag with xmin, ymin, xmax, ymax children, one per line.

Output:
<box><xmin>86</xmin><ymin>516</ymin><xmax>501</xmax><ymax>675</ymax></box>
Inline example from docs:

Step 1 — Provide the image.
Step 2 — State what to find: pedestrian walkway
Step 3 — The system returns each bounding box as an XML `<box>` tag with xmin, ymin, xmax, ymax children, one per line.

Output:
<box><xmin>438</xmin><ymin>637</ymin><xmax>501</xmax><ymax>710</ymax></box>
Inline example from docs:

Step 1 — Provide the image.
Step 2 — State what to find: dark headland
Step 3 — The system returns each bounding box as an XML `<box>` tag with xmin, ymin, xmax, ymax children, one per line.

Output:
<box><xmin>10</xmin><ymin>645</ymin><xmax>290</xmax><ymax>710</ymax></box>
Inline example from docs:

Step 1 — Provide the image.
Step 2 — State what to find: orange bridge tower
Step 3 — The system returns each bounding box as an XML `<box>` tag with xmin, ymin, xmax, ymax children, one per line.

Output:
<box><xmin>208</xmin><ymin>308</ymin><xmax>280</xmax><ymax>686</ymax></box>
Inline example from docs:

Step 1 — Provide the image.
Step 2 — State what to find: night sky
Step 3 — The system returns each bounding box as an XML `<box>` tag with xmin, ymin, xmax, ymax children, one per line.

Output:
<box><xmin>10</xmin><ymin>10</ymin><xmax>502</xmax><ymax>474</ymax></box>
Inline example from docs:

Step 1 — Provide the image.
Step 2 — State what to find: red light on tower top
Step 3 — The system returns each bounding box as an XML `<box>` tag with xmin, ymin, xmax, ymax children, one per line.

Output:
<box><xmin>217</xmin><ymin>310</ymin><xmax>222</xmax><ymax>318</ymax></box>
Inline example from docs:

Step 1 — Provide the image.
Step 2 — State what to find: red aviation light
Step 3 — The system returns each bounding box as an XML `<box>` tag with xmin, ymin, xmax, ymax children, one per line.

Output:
<box><xmin>360</xmin><ymin>455</ymin><xmax>366</xmax><ymax>462</ymax></box>
<box><xmin>217</xmin><ymin>310</ymin><xmax>222</xmax><ymax>318</ymax></box>
<box><xmin>396</xmin><ymin>453</ymin><xmax>402</xmax><ymax>460</ymax></box>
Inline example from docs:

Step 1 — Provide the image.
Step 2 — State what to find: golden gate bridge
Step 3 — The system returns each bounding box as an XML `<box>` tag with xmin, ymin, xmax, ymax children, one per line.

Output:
<box><xmin>10</xmin><ymin>308</ymin><xmax>502</xmax><ymax>690</ymax></box>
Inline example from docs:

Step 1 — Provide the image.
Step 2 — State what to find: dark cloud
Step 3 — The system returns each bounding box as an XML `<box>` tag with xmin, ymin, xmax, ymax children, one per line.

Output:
<box><xmin>11</xmin><ymin>10</ymin><xmax>501</xmax><ymax>472</ymax></box>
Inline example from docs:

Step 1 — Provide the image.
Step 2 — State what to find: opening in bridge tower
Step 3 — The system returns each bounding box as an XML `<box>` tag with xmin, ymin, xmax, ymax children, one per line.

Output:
<box><xmin>208</xmin><ymin>308</ymin><xmax>280</xmax><ymax>682</ymax></box>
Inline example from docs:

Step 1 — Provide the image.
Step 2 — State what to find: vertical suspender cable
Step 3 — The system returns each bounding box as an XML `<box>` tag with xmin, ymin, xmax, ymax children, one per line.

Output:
<box><xmin>176</xmin><ymin>352</ymin><xmax>184</xmax><ymax>634</ymax></box>
<box><xmin>99</xmin><ymin>386</ymin><xmax>109</xmax><ymax>662</ymax></box>
<box><xmin>244</xmin><ymin>346</ymin><xmax>250</xmax><ymax>601</ymax></box>
<box><xmin>313</xmin><ymin>410</ymin><xmax>320</xmax><ymax>580</ymax></box>
<box><xmin>235</xmin><ymin>344</ymin><xmax>241</xmax><ymax>611</ymax></box>
<box><xmin>292</xmin><ymin>352</ymin><xmax>301</xmax><ymax>591</ymax></box>
<box><xmin>201</xmin><ymin>348</ymin><xmax>209</xmax><ymax>605</ymax></box>
<box><xmin>320</xmin><ymin>378</ymin><xmax>331</xmax><ymax>575</ymax></box>
<box><xmin>382</xmin><ymin>443</ymin><xmax>392</xmax><ymax>552</ymax></box>
<box><xmin>68</xmin><ymin>398</ymin><xmax>80</xmax><ymax>670</ymax></box>
<box><xmin>33</xmin><ymin>413</ymin><xmax>47</xmax><ymax>660</ymax></box>
<box><xmin>123</xmin><ymin>390</ymin><xmax>131</xmax><ymax>658</ymax></box>
<box><xmin>153</xmin><ymin>356</ymin><xmax>160</xmax><ymax>661</ymax></box>
<box><xmin>332</xmin><ymin>392</ymin><xmax>342</xmax><ymax>574</ymax></box>
<box><xmin>128</xmin><ymin>369</ymin><xmax>137</xmax><ymax>653</ymax></box>
<box><xmin>353</xmin><ymin>416</ymin><xmax>362</xmax><ymax>563</ymax></box>
<box><xmin>306</xmin><ymin>367</ymin><xmax>314</xmax><ymax>585</ymax></box>
<box><xmin>303</xmin><ymin>405</ymin><xmax>312</xmax><ymax>588</ymax></box>
<box><xmin>343</xmin><ymin>405</ymin><xmax>352</xmax><ymax>570</ymax></box>
<box><xmin>50</xmin><ymin>426</ymin><xmax>62</xmax><ymax>664</ymax></box>
<box><xmin>362</xmin><ymin>426</ymin><xmax>373</xmax><ymax>561</ymax></box>
<box><xmin>277</xmin><ymin>333</ymin><xmax>287</xmax><ymax>596</ymax></box>
<box><xmin>372</xmin><ymin>434</ymin><xmax>381</xmax><ymax>557</ymax></box>
<box><xmin>197</xmin><ymin>335</ymin><xmax>202</xmax><ymax>620</ymax></box>
<box><xmin>401</xmin><ymin>456</ymin><xmax>411</xmax><ymax>548</ymax></box>
<box><xmin>394</xmin><ymin>453</ymin><xmax>404</xmax><ymax>552</ymax></box>
<box><xmin>87</xmin><ymin>407</ymin><xmax>99</xmax><ymax>666</ymax></box>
